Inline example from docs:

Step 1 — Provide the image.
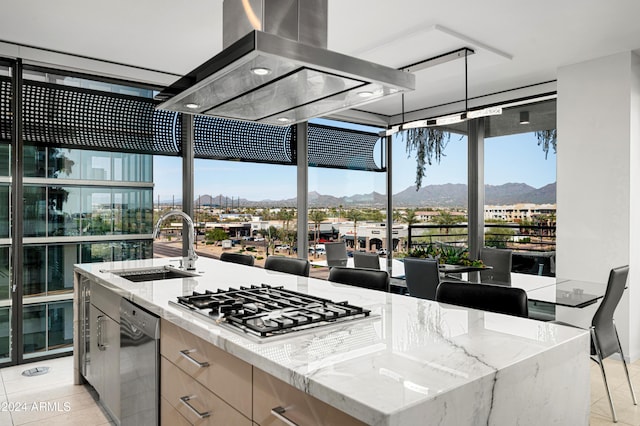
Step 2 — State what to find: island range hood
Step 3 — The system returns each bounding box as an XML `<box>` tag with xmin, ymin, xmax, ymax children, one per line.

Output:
<box><xmin>155</xmin><ymin>0</ymin><xmax>415</xmax><ymax>126</ymax></box>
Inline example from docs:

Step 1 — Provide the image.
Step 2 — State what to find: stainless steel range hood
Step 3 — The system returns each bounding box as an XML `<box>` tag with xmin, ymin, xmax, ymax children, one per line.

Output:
<box><xmin>155</xmin><ymin>0</ymin><xmax>415</xmax><ymax>126</ymax></box>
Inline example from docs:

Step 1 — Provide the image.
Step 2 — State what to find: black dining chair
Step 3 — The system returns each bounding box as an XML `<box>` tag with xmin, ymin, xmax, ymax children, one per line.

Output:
<box><xmin>479</xmin><ymin>247</ymin><xmax>512</xmax><ymax>285</ymax></box>
<box><xmin>264</xmin><ymin>256</ymin><xmax>310</xmax><ymax>277</ymax></box>
<box><xmin>435</xmin><ymin>281</ymin><xmax>529</xmax><ymax>318</ymax></box>
<box><xmin>403</xmin><ymin>258</ymin><xmax>441</xmax><ymax>300</ymax></box>
<box><xmin>353</xmin><ymin>252</ymin><xmax>381</xmax><ymax>270</ymax></box>
<box><xmin>219</xmin><ymin>252</ymin><xmax>255</xmax><ymax>266</ymax></box>
<box><xmin>555</xmin><ymin>265</ymin><xmax>636</xmax><ymax>422</ymax></box>
<box><xmin>328</xmin><ymin>266</ymin><xmax>389</xmax><ymax>292</ymax></box>
<box><xmin>325</xmin><ymin>242</ymin><xmax>348</xmax><ymax>267</ymax></box>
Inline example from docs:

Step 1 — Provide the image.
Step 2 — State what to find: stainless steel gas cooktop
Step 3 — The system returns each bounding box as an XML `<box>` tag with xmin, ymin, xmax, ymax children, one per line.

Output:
<box><xmin>170</xmin><ymin>284</ymin><xmax>371</xmax><ymax>340</ymax></box>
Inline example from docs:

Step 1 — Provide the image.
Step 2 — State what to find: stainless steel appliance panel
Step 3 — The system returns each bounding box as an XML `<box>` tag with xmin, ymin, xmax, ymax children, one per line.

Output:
<box><xmin>120</xmin><ymin>299</ymin><xmax>159</xmax><ymax>426</ymax></box>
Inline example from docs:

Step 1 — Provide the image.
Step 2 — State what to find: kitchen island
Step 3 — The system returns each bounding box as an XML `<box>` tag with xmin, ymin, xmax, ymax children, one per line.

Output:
<box><xmin>74</xmin><ymin>257</ymin><xmax>590</xmax><ymax>425</ymax></box>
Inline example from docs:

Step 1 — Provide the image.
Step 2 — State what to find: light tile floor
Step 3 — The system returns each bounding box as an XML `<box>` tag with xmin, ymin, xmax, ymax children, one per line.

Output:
<box><xmin>1</xmin><ymin>355</ymin><xmax>640</xmax><ymax>425</ymax></box>
<box><xmin>0</xmin><ymin>356</ymin><xmax>114</xmax><ymax>426</ymax></box>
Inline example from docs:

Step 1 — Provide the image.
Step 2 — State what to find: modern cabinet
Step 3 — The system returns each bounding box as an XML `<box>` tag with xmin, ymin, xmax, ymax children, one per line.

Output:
<box><xmin>160</xmin><ymin>319</ymin><xmax>364</xmax><ymax>426</ymax></box>
<box><xmin>161</xmin><ymin>357</ymin><xmax>252</xmax><ymax>425</ymax></box>
<box><xmin>82</xmin><ymin>280</ymin><xmax>121</xmax><ymax>423</ymax></box>
<box><xmin>253</xmin><ymin>367</ymin><xmax>365</xmax><ymax>426</ymax></box>
<box><xmin>160</xmin><ymin>319</ymin><xmax>252</xmax><ymax>425</ymax></box>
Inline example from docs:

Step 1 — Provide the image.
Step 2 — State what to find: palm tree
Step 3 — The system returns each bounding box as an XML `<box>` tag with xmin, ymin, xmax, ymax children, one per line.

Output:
<box><xmin>308</xmin><ymin>210</ymin><xmax>327</xmax><ymax>256</ymax></box>
<box><xmin>278</xmin><ymin>209</ymin><xmax>294</xmax><ymax>232</ymax></box>
<box><xmin>395</xmin><ymin>208</ymin><xmax>418</xmax><ymax>252</ymax></box>
<box><xmin>431</xmin><ymin>210</ymin><xmax>462</xmax><ymax>235</ymax></box>
<box><xmin>277</xmin><ymin>209</ymin><xmax>295</xmax><ymax>253</ymax></box>
<box><xmin>405</xmin><ymin>209</ymin><xmax>418</xmax><ymax>227</ymax></box>
<box><xmin>392</xmin><ymin>209</ymin><xmax>404</xmax><ymax>224</ymax></box>
<box><xmin>345</xmin><ymin>209</ymin><xmax>365</xmax><ymax>250</ymax></box>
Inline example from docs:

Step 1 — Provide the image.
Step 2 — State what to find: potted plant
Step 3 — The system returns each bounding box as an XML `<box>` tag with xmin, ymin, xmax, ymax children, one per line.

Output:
<box><xmin>407</xmin><ymin>243</ymin><xmax>483</xmax><ymax>267</ymax></box>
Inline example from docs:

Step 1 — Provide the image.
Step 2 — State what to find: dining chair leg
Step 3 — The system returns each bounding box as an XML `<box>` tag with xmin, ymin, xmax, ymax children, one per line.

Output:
<box><xmin>592</xmin><ymin>328</ymin><xmax>618</xmax><ymax>422</ymax></box>
<box><xmin>614</xmin><ymin>323</ymin><xmax>638</xmax><ymax>405</ymax></box>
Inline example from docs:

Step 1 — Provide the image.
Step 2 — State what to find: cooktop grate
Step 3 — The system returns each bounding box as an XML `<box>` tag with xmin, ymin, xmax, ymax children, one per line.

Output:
<box><xmin>171</xmin><ymin>284</ymin><xmax>371</xmax><ymax>339</ymax></box>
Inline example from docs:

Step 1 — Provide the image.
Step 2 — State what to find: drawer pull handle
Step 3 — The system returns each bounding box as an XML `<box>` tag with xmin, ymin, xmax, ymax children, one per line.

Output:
<box><xmin>179</xmin><ymin>349</ymin><xmax>210</xmax><ymax>368</ymax></box>
<box><xmin>180</xmin><ymin>395</ymin><xmax>211</xmax><ymax>419</ymax></box>
<box><xmin>271</xmin><ymin>406</ymin><xmax>299</xmax><ymax>426</ymax></box>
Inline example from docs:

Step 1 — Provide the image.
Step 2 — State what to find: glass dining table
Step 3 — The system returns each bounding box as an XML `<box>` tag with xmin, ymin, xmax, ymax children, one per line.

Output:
<box><xmin>313</xmin><ymin>257</ymin><xmax>607</xmax><ymax>315</ymax></box>
<box><xmin>520</xmin><ymin>278</ymin><xmax>606</xmax><ymax>308</ymax></box>
<box><xmin>390</xmin><ymin>263</ymin><xmax>607</xmax><ymax>319</ymax></box>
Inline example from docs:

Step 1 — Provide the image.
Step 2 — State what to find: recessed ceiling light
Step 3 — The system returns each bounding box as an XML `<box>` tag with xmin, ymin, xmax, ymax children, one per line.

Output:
<box><xmin>251</xmin><ymin>67</ymin><xmax>272</xmax><ymax>76</ymax></box>
<box><xmin>357</xmin><ymin>91</ymin><xmax>374</xmax><ymax>98</ymax></box>
<box><xmin>519</xmin><ymin>111</ymin><xmax>530</xmax><ymax>124</ymax></box>
<box><xmin>277</xmin><ymin>117</ymin><xmax>292</xmax><ymax>123</ymax></box>
<box><xmin>185</xmin><ymin>103</ymin><xmax>200</xmax><ymax>109</ymax></box>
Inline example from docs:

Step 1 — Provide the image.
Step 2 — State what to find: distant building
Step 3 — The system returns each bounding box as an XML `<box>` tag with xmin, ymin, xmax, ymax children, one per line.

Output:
<box><xmin>338</xmin><ymin>222</ymin><xmax>407</xmax><ymax>251</ymax></box>
<box><xmin>414</xmin><ymin>210</ymin><xmax>467</xmax><ymax>222</ymax></box>
<box><xmin>485</xmin><ymin>204</ymin><xmax>556</xmax><ymax>222</ymax></box>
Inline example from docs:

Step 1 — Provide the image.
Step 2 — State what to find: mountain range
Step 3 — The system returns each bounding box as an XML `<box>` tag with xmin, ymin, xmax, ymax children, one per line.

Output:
<box><xmin>184</xmin><ymin>182</ymin><xmax>556</xmax><ymax>208</ymax></box>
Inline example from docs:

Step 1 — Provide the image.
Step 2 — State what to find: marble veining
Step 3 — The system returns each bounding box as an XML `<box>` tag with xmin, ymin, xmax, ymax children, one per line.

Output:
<box><xmin>75</xmin><ymin>257</ymin><xmax>591</xmax><ymax>425</ymax></box>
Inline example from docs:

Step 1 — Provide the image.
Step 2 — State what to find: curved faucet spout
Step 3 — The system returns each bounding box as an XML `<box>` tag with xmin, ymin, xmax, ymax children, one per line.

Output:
<box><xmin>153</xmin><ymin>210</ymin><xmax>198</xmax><ymax>270</ymax></box>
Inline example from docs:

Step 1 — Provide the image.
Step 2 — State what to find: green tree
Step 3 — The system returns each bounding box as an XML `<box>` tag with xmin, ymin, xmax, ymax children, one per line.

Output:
<box><xmin>366</xmin><ymin>209</ymin><xmax>384</xmax><ymax>222</ymax></box>
<box><xmin>404</xmin><ymin>209</ymin><xmax>418</xmax><ymax>227</ymax></box>
<box><xmin>276</xmin><ymin>209</ymin><xmax>296</xmax><ymax>254</ymax></box>
<box><xmin>345</xmin><ymin>209</ymin><xmax>365</xmax><ymax>250</ymax></box>
<box><xmin>392</xmin><ymin>210</ymin><xmax>404</xmax><ymax>223</ymax></box>
<box><xmin>264</xmin><ymin>225</ymin><xmax>279</xmax><ymax>255</ymax></box>
<box><xmin>309</xmin><ymin>210</ymin><xmax>327</xmax><ymax>255</ymax></box>
<box><xmin>485</xmin><ymin>227</ymin><xmax>515</xmax><ymax>249</ymax></box>
<box><xmin>431</xmin><ymin>210</ymin><xmax>464</xmax><ymax>234</ymax></box>
<box><xmin>277</xmin><ymin>209</ymin><xmax>295</xmax><ymax>233</ymax></box>
<box><xmin>205</xmin><ymin>228</ymin><xmax>228</xmax><ymax>244</ymax></box>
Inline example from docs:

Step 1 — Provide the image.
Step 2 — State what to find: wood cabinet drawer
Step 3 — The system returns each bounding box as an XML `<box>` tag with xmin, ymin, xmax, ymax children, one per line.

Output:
<box><xmin>160</xmin><ymin>319</ymin><xmax>252</xmax><ymax>417</ymax></box>
<box><xmin>253</xmin><ymin>368</ymin><xmax>365</xmax><ymax>426</ymax></box>
<box><xmin>161</xmin><ymin>357</ymin><xmax>252</xmax><ymax>426</ymax></box>
<box><xmin>161</xmin><ymin>396</ymin><xmax>191</xmax><ymax>426</ymax></box>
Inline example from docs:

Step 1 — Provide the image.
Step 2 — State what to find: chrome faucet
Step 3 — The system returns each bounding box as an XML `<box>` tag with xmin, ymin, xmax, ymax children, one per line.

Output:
<box><xmin>153</xmin><ymin>210</ymin><xmax>198</xmax><ymax>270</ymax></box>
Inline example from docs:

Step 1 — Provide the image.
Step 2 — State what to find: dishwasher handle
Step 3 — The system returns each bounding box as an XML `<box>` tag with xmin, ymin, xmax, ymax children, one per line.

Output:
<box><xmin>97</xmin><ymin>315</ymin><xmax>107</xmax><ymax>351</ymax></box>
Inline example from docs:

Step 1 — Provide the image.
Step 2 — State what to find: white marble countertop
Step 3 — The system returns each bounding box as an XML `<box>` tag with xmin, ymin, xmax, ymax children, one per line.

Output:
<box><xmin>75</xmin><ymin>257</ymin><xmax>590</xmax><ymax>426</ymax></box>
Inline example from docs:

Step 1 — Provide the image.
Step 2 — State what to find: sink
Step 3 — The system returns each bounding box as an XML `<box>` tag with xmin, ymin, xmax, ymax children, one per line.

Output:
<box><xmin>108</xmin><ymin>266</ymin><xmax>200</xmax><ymax>282</ymax></box>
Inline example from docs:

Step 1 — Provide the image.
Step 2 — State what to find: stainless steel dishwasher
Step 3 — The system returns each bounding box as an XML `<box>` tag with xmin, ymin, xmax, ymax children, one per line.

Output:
<box><xmin>120</xmin><ymin>298</ymin><xmax>160</xmax><ymax>425</ymax></box>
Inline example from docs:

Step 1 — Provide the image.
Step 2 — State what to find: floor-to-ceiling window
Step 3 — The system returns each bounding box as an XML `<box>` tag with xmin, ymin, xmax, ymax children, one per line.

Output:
<box><xmin>395</xmin><ymin>123</ymin><xmax>469</xmax><ymax>255</ymax></box>
<box><xmin>21</xmin><ymin>146</ymin><xmax>153</xmax><ymax>360</ymax></box>
<box><xmin>0</xmin><ymin>61</ymin><xmax>12</xmax><ymax>363</ymax></box>
<box><xmin>0</xmin><ymin>62</ymin><xmax>157</xmax><ymax>366</ymax></box>
<box><xmin>484</xmin><ymin>99</ymin><xmax>557</xmax><ymax>275</ymax></box>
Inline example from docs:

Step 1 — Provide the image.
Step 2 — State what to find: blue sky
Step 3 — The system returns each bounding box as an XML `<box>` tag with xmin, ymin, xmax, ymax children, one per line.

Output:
<box><xmin>153</xmin><ymin>120</ymin><xmax>556</xmax><ymax>202</ymax></box>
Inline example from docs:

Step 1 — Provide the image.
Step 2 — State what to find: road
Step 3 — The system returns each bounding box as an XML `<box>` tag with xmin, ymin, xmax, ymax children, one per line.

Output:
<box><xmin>153</xmin><ymin>240</ymin><xmax>218</xmax><ymax>259</ymax></box>
<box><xmin>153</xmin><ymin>240</ymin><xmax>330</xmax><ymax>279</ymax></box>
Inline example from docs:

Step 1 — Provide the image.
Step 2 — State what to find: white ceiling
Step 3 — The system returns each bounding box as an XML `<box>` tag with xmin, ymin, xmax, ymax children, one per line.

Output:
<box><xmin>1</xmin><ymin>0</ymin><xmax>639</xmax><ymax>122</ymax></box>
